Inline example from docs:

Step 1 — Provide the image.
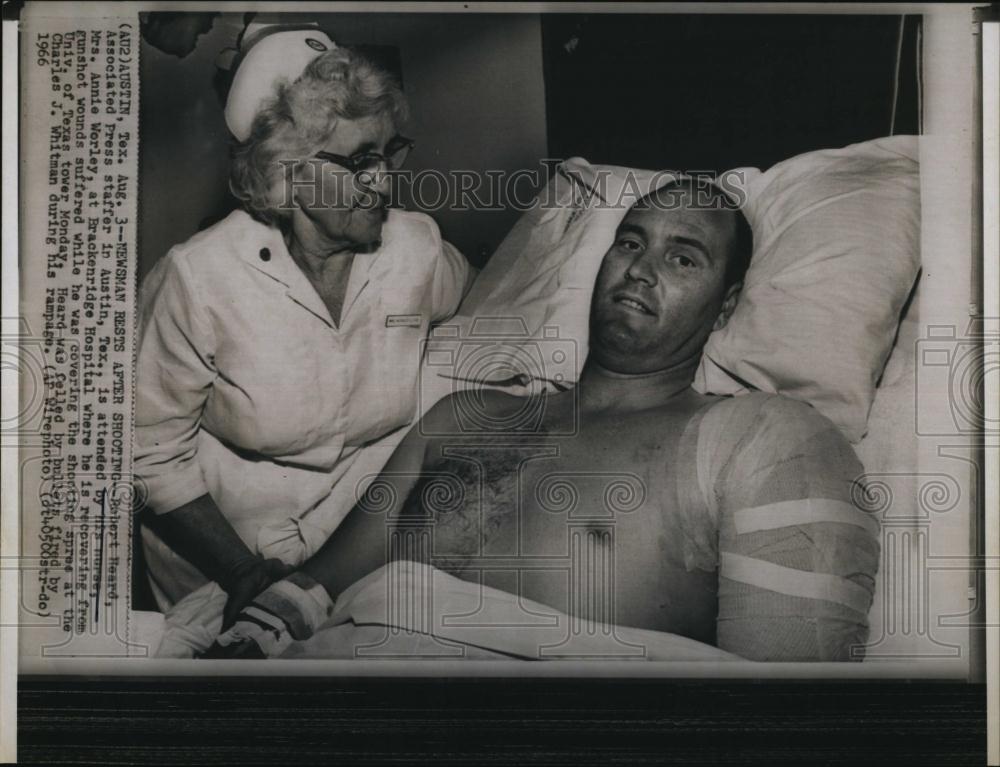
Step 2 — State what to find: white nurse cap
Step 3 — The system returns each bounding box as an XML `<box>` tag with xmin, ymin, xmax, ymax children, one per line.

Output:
<box><xmin>224</xmin><ymin>25</ymin><xmax>337</xmax><ymax>142</ymax></box>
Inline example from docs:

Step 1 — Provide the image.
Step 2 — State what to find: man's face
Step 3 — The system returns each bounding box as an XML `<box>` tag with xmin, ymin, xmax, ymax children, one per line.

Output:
<box><xmin>589</xmin><ymin>191</ymin><xmax>739</xmax><ymax>374</ymax></box>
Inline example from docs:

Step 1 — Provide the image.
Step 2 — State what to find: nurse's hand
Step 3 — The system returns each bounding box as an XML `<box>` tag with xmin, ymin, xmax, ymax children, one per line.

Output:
<box><xmin>220</xmin><ymin>556</ymin><xmax>297</xmax><ymax>631</ymax></box>
<box><xmin>201</xmin><ymin>572</ymin><xmax>335</xmax><ymax>660</ymax></box>
<box><xmin>144</xmin><ymin>494</ymin><xmax>296</xmax><ymax>630</ymax></box>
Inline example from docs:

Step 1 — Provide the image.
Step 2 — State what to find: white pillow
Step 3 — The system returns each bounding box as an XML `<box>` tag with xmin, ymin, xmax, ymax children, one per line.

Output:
<box><xmin>449</xmin><ymin>137</ymin><xmax>920</xmax><ymax>443</ymax></box>
<box><xmin>696</xmin><ymin>136</ymin><xmax>921</xmax><ymax>442</ymax></box>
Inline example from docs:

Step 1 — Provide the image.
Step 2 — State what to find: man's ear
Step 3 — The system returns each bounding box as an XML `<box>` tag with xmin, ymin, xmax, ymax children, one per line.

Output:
<box><xmin>713</xmin><ymin>282</ymin><xmax>742</xmax><ymax>331</ymax></box>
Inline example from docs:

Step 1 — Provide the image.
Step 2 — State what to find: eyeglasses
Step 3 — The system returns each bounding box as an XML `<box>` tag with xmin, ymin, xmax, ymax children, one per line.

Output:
<box><xmin>314</xmin><ymin>135</ymin><xmax>415</xmax><ymax>179</ymax></box>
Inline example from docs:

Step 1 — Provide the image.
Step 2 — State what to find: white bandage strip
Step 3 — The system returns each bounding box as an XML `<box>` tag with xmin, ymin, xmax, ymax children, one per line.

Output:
<box><xmin>265</xmin><ymin>579</ymin><xmax>335</xmax><ymax>638</ymax></box>
<box><xmin>732</xmin><ymin>499</ymin><xmax>880</xmax><ymax>538</ymax></box>
<box><xmin>720</xmin><ymin>552</ymin><xmax>873</xmax><ymax>616</ymax></box>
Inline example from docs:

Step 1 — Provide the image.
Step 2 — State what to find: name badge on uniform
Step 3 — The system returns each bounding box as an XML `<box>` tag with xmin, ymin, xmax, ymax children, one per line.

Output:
<box><xmin>385</xmin><ymin>314</ymin><xmax>423</xmax><ymax>328</ymax></box>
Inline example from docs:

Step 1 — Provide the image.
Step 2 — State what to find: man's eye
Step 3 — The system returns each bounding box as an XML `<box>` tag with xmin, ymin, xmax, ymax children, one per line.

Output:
<box><xmin>617</xmin><ymin>238</ymin><xmax>642</xmax><ymax>251</ymax></box>
<box><xmin>669</xmin><ymin>252</ymin><xmax>696</xmax><ymax>268</ymax></box>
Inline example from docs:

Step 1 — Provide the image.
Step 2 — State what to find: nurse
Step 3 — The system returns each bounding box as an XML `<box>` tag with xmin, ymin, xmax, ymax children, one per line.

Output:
<box><xmin>135</xmin><ymin>27</ymin><xmax>473</xmax><ymax>625</ymax></box>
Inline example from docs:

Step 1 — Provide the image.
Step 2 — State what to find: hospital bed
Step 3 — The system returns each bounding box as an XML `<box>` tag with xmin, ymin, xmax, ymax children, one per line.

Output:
<box><xmin>127</xmin><ymin>119</ymin><xmax>979</xmax><ymax>673</ymax></box>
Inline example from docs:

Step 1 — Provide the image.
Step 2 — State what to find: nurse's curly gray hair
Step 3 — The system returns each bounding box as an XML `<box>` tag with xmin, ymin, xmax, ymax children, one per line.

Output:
<box><xmin>230</xmin><ymin>47</ymin><xmax>408</xmax><ymax>225</ymax></box>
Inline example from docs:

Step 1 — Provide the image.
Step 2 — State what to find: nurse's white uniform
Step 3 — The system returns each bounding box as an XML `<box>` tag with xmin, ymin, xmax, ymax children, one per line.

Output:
<box><xmin>135</xmin><ymin>208</ymin><xmax>469</xmax><ymax>606</ymax></box>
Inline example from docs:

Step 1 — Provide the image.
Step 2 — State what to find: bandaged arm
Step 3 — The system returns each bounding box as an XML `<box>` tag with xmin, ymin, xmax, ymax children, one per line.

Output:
<box><xmin>704</xmin><ymin>395</ymin><xmax>880</xmax><ymax>661</ymax></box>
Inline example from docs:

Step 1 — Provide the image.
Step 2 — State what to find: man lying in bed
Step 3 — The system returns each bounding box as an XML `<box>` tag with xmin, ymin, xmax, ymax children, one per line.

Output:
<box><xmin>206</xmin><ymin>179</ymin><xmax>881</xmax><ymax>662</ymax></box>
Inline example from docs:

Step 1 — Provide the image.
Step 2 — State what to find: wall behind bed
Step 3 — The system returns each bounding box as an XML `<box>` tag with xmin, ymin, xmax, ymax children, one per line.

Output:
<box><xmin>541</xmin><ymin>13</ymin><xmax>922</xmax><ymax>173</ymax></box>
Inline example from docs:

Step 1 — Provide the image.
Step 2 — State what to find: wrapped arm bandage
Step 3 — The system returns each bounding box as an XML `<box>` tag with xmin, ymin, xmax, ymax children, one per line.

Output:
<box><xmin>677</xmin><ymin>393</ymin><xmax>880</xmax><ymax>661</ymax></box>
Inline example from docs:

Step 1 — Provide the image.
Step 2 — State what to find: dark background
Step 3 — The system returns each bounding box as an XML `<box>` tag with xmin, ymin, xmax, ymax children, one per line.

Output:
<box><xmin>541</xmin><ymin>14</ymin><xmax>921</xmax><ymax>171</ymax></box>
<box><xmin>18</xmin><ymin>678</ymin><xmax>985</xmax><ymax>764</ymax></box>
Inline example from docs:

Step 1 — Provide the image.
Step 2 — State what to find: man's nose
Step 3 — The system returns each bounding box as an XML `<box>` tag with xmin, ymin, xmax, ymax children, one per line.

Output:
<box><xmin>625</xmin><ymin>252</ymin><xmax>658</xmax><ymax>286</ymax></box>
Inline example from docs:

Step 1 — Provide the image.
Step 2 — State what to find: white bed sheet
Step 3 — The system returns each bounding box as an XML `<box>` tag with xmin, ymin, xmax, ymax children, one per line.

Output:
<box><xmin>147</xmin><ymin>561</ymin><xmax>741</xmax><ymax>662</ymax></box>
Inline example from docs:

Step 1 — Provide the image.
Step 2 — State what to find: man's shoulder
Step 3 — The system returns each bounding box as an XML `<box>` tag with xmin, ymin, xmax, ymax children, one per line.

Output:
<box><xmin>706</xmin><ymin>391</ymin><xmax>829</xmax><ymax>424</ymax></box>
<box><xmin>703</xmin><ymin>392</ymin><xmax>851</xmax><ymax>450</ymax></box>
<box><xmin>695</xmin><ymin>393</ymin><xmax>863</xmax><ymax>513</ymax></box>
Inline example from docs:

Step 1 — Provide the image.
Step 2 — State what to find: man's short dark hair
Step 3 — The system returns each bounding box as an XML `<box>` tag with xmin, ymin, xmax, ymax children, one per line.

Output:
<box><xmin>637</xmin><ymin>178</ymin><xmax>753</xmax><ymax>290</ymax></box>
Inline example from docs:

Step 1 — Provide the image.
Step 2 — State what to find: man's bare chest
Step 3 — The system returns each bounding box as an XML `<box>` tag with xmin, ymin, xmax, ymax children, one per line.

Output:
<box><xmin>419</xmin><ymin>407</ymin><xmax>718</xmax><ymax>637</ymax></box>
<box><xmin>423</xmin><ymin>407</ymin><xmax>700</xmax><ymax>564</ymax></box>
